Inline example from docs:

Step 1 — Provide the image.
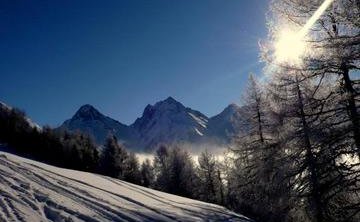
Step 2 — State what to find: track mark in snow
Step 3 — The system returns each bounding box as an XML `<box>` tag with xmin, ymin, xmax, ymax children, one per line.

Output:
<box><xmin>0</xmin><ymin>198</ymin><xmax>12</xmax><ymax>221</ymax></box>
<box><xmin>27</xmin><ymin>164</ymin><xmax>175</xmax><ymax>221</ymax></box>
<box><xmin>0</xmin><ymin>152</ymin><xmax>250</xmax><ymax>222</ymax></box>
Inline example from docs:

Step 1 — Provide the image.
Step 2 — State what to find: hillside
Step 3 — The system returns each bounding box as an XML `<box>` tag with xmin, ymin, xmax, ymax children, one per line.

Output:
<box><xmin>0</xmin><ymin>150</ymin><xmax>250</xmax><ymax>222</ymax></box>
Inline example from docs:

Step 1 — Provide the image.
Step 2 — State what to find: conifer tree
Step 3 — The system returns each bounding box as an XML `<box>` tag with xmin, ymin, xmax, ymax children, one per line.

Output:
<box><xmin>140</xmin><ymin>158</ymin><xmax>154</xmax><ymax>187</ymax></box>
<box><xmin>122</xmin><ymin>152</ymin><xmax>141</xmax><ymax>184</ymax></box>
<box><xmin>230</xmin><ymin>75</ymin><xmax>292</xmax><ymax>222</ymax></box>
<box><xmin>197</xmin><ymin>150</ymin><xmax>219</xmax><ymax>203</ymax></box>
<box><xmin>100</xmin><ymin>135</ymin><xmax>128</xmax><ymax>178</ymax></box>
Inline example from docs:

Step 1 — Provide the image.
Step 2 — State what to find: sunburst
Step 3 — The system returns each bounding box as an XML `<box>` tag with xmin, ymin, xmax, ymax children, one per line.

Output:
<box><xmin>274</xmin><ymin>0</ymin><xmax>335</xmax><ymax>65</ymax></box>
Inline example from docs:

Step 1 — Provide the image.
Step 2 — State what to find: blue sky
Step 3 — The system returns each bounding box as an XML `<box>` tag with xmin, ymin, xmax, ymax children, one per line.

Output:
<box><xmin>0</xmin><ymin>0</ymin><xmax>268</xmax><ymax>126</ymax></box>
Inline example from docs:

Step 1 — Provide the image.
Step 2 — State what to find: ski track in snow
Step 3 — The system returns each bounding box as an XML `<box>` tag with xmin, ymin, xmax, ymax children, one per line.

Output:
<box><xmin>0</xmin><ymin>152</ymin><xmax>250</xmax><ymax>222</ymax></box>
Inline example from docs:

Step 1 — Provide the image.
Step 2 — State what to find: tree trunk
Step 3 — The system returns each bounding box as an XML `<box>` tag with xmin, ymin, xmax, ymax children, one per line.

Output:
<box><xmin>256</xmin><ymin>102</ymin><xmax>265</xmax><ymax>143</ymax></box>
<box><xmin>217</xmin><ymin>169</ymin><xmax>224</xmax><ymax>205</ymax></box>
<box><xmin>296</xmin><ymin>80</ymin><xmax>324</xmax><ymax>222</ymax></box>
<box><xmin>341</xmin><ymin>63</ymin><xmax>360</xmax><ymax>155</ymax></box>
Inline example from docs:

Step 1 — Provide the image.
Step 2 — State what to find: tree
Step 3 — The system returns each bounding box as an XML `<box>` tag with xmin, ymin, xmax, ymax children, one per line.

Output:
<box><xmin>229</xmin><ymin>75</ymin><xmax>292</xmax><ymax>222</ymax></box>
<box><xmin>153</xmin><ymin>145</ymin><xmax>198</xmax><ymax>198</ymax></box>
<box><xmin>140</xmin><ymin>158</ymin><xmax>154</xmax><ymax>187</ymax></box>
<box><xmin>264</xmin><ymin>67</ymin><xmax>359</xmax><ymax>221</ymax></box>
<box><xmin>197</xmin><ymin>149</ymin><xmax>221</xmax><ymax>204</ymax></box>
<box><xmin>265</xmin><ymin>0</ymin><xmax>359</xmax><ymax>156</ymax></box>
<box><xmin>261</xmin><ymin>0</ymin><xmax>360</xmax><ymax>220</ymax></box>
<box><xmin>122</xmin><ymin>152</ymin><xmax>141</xmax><ymax>184</ymax></box>
<box><xmin>100</xmin><ymin>135</ymin><xmax>128</xmax><ymax>178</ymax></box>
<box><xmin>0</xmin><ymin>104</ymin><xmax>100</xmax><ymax>173</ymax></box>
<box><xmin>153</xmin><ymin>145</ymin><xmax>171</xmax><ymax>190</ymax></box>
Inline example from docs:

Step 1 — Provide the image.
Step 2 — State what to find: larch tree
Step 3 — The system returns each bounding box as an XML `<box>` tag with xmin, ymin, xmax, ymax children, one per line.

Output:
<box><xmin>230</xmin><ymin>74</ymin><xmax>292</xmax><ymax>222</ymax></box>
<box><xmin>265</xmin><ymin>0</ymin><xmax>359</xmax><ymax>156</ymax></box>
<box><xmin>197</xmin><ymin>149</ymin><xmax>221</xmax><ymax>204</ymax></box>
<box><xmin>261</xmin><ymin>0</ymin><xmax>360</xmax><ymax>221</ymax></box>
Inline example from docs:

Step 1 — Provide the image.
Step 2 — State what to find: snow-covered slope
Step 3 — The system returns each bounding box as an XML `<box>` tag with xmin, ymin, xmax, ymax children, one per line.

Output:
<box><xmin>0</xmin><ymin>151</ymin><xmax>249</xmax><ymax>222</ymax></box>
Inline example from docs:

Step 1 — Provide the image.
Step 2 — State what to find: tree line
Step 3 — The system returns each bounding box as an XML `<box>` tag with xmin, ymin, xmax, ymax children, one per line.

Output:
<box><xmin>0</xmin><ymin>105</ymin><xmax>227</xmax><ymax>208</ymax></box>
<box><xmin>0</xmin><ymin>106</ymin><xmax>99</xmax><ymax>171</ymax></box>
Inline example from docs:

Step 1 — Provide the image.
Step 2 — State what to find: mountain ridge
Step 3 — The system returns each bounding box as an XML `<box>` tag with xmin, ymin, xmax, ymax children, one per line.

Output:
<box><xmin>59</xmin><ymin>97</ymin><xmax>244</xmax><ymax>151</ymax></box>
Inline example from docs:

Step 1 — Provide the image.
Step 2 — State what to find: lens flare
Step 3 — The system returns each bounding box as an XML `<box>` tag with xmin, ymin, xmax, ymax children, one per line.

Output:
<box><xmin>299</xmin><ymin>0</ymin><xmax>335</xmax><ymax>38</ymax></box>
<box><xmin>274</xmin><ymin>0</ymin><xmax>334</xmax><ymax>64</ymax></box>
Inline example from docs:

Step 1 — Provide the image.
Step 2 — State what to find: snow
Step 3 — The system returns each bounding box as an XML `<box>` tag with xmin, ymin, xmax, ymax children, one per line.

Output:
<box><xmin>0</xmin><ymin>151</ymin><xmax>250</xmax><ymax>222</ymax></box>
<box><xmin>25</xmin><ymin>117</ymin><xmax>42</xmax><ymax>131</ymax></box>
<box><xmin>131</xmin><ymin>98</ymin><xmax>212</xmax><ymax>149</ymax></box>
<box><xmin>194</xmin><ymin>127</ymin><xmax>204</xmax><ymax>136</ymax></box>
<box><xmin>188</xmin><ymin>112</ymin><xmax>208</xmax><ymax>129</ymax></box>
<box><xmin>0</xmin><ymin>102</ymin><xmax>11</xmax><ymax>110</ymax></box>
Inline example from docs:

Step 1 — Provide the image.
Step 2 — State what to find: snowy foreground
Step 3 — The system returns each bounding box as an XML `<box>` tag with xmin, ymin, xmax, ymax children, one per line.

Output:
<box><xmin>0</xmin><ymin>151</ymin><xmax>249</xmax><ymax>222</ymax></box>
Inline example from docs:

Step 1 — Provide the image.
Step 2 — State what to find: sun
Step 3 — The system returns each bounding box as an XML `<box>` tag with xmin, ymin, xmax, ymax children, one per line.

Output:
<box><xmin>273</xmin><ymin>0</ymin><xmax>335</xmax><ymax>65</ymax></box>
<box><xmin>274</xmin><ymin>29</ymin><xmax>307</xmax><ymax>65</ymax></box>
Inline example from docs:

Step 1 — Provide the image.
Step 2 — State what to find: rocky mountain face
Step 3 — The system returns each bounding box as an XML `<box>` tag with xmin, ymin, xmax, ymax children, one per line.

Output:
<box><xmin>132</xmin><ymin>97</ymin><xmax>210</xmax><ymax>150</ymax></box>
<box><xmin>59</xmin><ymin>104</ymin><xmax>138</xmax><ymax>148</ymax></box>
<box><xmin>207</xmin><ymin>103</ymin><xmax>245</xmax><ymax>144</ymax></box>
<box><xmin>59</xmin><ymin>97</ymin><xmax>244</xmax><ymax>151</ymax></box>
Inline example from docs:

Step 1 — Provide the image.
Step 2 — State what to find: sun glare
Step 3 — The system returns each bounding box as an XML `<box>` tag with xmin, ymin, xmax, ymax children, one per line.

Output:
<box><xmin>274</xmin><ymin>29</ymin><xmax>306</xmax><ymax>65</ymax></box>
<box><xmin>273</xmin><ymin>0</ymin><xmax>334</xmax><ymax>65</ymax></box>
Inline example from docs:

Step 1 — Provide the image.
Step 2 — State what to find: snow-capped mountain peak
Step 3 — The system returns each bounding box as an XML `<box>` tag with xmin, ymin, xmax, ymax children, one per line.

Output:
<box><xmin>130</xmin><ymin>97</ymin><xmax>213</xmax><ymax>150</ymax></box>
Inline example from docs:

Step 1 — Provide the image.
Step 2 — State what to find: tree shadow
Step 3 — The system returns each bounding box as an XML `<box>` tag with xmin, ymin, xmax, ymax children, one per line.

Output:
<box><xmin>3</xmin><ymin>154</ymin><xmax>250</xmax><ymax>222</ymax></box>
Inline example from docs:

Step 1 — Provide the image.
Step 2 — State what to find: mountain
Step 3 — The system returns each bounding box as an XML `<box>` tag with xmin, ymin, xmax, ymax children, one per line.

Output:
<box><xmin>207</xmin><ymin>103</ymin><xmax>245</xmax><ymax>144</ymax></box>
<box><xmin>59</xmin><ymin>97</ymin><xmax>244</xmax><ymax>151</ymax></box>
<box><xmin>59</xmin><ymin>104</ymin><xmax>138</xmax><ymax>148</ymax></box>
<box><xmin>0</xmin><ymin>150</ymin><xmax>250</xmax><ymax>222</ymax></box>
<box><xmin>132</xmin><ymin>97</ymin><xmax>209</xmax><ymax>150</ymax></box>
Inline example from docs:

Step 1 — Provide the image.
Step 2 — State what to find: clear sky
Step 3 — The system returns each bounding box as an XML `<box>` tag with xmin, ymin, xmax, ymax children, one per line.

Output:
<box><xmin>0</xmin><ymin>0</ymin><xmax>268</xmax><ymax>126</ymax></box>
